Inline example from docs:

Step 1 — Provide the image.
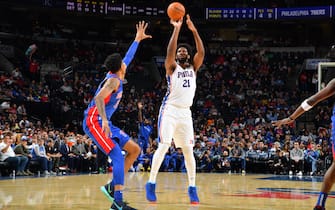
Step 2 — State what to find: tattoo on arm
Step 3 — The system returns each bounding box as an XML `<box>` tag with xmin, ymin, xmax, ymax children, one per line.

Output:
<box><xmin>95</xmin><ymin>78</ymin><xmax>119</xmax><ymax>121</ymax></box>
<box><xmin>104</xmin><ymin>78</ymin><xmax>118</xmax><ymax>91</ymax></box>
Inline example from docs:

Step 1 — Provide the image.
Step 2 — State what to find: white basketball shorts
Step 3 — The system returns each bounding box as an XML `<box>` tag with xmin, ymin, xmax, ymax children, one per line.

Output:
<box><xmin>157</xmin><ymin>104</ymin><xmax>195</xmax><ymax>148</ymax></box>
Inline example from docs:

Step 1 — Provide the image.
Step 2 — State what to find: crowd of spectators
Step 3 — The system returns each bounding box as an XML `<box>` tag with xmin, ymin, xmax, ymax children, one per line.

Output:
<box><xmin>0</xmin><ymin>17</ymin><xmax>333</xmax><ymax>177</ymax></box>
<box><xmin>0</xmin><ymin>98</ymin><xmax>105</xmax><ymax>176</ymax></box>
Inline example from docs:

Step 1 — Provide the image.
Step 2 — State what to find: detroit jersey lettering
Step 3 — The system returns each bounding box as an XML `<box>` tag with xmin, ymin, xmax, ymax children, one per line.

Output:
<box><xmin>164</xmin><ymin>64</ymin><xmax>196</xmax><ymax>108</ymax></box>
<box><xmin>84</xmin><ymin>73</ymin><xmax>123</xmax><ymax>119</ymax></box>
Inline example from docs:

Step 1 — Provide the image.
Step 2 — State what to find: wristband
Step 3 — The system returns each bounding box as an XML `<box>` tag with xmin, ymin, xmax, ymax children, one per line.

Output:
<box><xmin>301</xmin><ymin>99</ymin><xmax>313</xmax><ymax>111</ymax></box>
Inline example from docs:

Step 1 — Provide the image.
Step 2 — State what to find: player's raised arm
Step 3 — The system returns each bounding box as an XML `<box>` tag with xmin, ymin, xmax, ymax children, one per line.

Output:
<box><xmin>165</xmin><ymin>18</ymin><xmax>183</xmax><ymax>75</ymax></box>
<box><xmin>186</xmin><ymin>14</ymin><xmax>204</xmax><ymax>71</ymax></box>
<box><xmin>123</xmin><ymin>21</ymin><xmax>152</xmax><ymax>67</ymax></box>
<box><xmin>137</xmin><ymin>101</ymin><xmax>144</xmax><ymax>123</ymax></box>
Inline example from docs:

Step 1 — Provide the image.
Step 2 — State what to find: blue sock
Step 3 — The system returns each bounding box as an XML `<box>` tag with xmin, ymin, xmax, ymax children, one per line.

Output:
<box><xmin>114</xmin><ymin>190</ymin><xmax>123</xmax><ymax>202</ymax></box>
<box><xmin>109</xmin><ymin>180</ymin><xmax>114</xmax><ymax>188</ymax></box>
<box><xmin>316</xmin><ymin>192</ymin><xmax>328</xmax><ymax>207</ymax></box>
<box><xmin>107</xmin><ymin>180</ymin><xmax>114</xmax><ymax>194</ymax></box>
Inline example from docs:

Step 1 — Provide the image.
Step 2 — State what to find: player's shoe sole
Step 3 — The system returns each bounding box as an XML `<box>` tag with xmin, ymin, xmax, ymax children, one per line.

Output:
<box><xmin>100</xmin><ymin>185</ymin><xmax>115</xmax><ymax>203</ymax></box>
<box><xmin>110</xmin><ymin>201</ymin><xmax>137</xmax><ymax>210</ymax></box>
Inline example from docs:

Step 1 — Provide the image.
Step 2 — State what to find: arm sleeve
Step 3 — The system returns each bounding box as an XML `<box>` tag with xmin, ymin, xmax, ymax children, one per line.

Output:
<box><xmin>123</xmin><ymin>41</ymin><xmax>139</xmax><ymax>66</ymax></box>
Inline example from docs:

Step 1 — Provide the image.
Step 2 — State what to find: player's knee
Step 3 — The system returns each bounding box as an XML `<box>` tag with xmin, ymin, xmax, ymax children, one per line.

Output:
<box><xmin>182</xmin><ymin>146</ymin><xmax>195</xmax><ymax>159</ymax></box>
<box><xmin>133</xmin><ymin>143</ymin><xmax>141</xmax><ymax>156</ymax></box>
<box><xmin>128</xmin><ymin>143</ymin><xmax>141</xmax><ymax>157</ymax></box>
<box><xmin>158</xmin><ymin>142</ymin><xmax>170</xmax><ymax>151</ymax></box>
<box><xmin>153</xmin><ymin>143</ymin><xmax>169</xmax><ymax>155</ymax></box>
<box><xmin>182</xmin><ymin>145</ymin><xmax>193</xmax><ymax>154</ymax></box>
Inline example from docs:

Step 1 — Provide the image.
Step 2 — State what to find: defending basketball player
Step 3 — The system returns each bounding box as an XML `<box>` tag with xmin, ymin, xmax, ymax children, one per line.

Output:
<box><xmin>82</xmin><ymin>21</ymin><xmax>151</xmax><ymax>210</ymax></box>
<box><xmin>272</xmin><ymin>46</ymin><xmax>335</xmax><ymax>210</ymax></box>
<box><xmin>145</xmin><ymin>14</ymin><xmax>205</xmax><ymax>204</ymax></box>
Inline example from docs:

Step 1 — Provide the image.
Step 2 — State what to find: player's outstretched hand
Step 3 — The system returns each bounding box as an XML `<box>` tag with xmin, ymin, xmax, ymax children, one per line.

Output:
<box><xmin>271</xmin><ymin>117</ymin><xmax>294</xmax><ymax>128</ymax></box>
<box><xmin>186</xmin><ymin>14</ymin><xmax>197</xmax><ymax>32</ymax></box>
<box><xmin>135</xmin><ymin>20</ymin><xmax>152</xmax><ymax>42</ymax></box>
<box><xmin>170</xmin><ymin>17</ymin><xmax>183</xmax><ymax>29</ymax></box>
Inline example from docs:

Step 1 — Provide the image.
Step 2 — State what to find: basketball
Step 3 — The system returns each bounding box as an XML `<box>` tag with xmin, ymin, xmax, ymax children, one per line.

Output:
<box><xmin>167</xmin><ymin>2</ymin><xmax>185</xmax><ymax>21</ymax></box>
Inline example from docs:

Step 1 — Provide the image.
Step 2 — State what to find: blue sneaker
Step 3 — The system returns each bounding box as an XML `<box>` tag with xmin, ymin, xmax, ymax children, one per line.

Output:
<box><xmin>110</xmin><ymin>200</ymin><xmax>137</xmax><ymax>210</ymax></box>
<box><xmin>188</xmin><ymin>186</ymin><xmax>199</xmax><ymax>204</ymax></box>
<box><xmin>145</xmin><ymin>182</ymin><xmax>157</xmax><ymax>202</ymax></box>
<box><xmin>100</xmin><ymin>183</ymin><xmax>114</xmax><ymax>203</ymax></box>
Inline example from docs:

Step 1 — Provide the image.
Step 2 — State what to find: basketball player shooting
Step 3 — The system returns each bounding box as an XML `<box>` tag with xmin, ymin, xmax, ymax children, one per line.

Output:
<box><xmin>145</xmin><ymin>14</ymin><xmax>205</xmax><ymax>204</ymax></box>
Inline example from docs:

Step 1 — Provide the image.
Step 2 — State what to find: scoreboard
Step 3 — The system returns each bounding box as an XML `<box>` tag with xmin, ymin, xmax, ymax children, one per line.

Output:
<box><xmin>255</xmin><ymin>8</ymin><xmax>275</xmax><ymax>20</ymax></box>
<box><xmin>39</xmin><ymin>1</ymin><xmax>335</xmax><ymax>20</ymax></box>
<box><xmin>65</xmin><ymin>0</ymin><xmax>164</xmax><ymax>16</ymax></box>
<box><xmin>277</xmin><ymin>6</ymin><xmax>330</xmax><ymax>19</ymax></box>
<box><xmin>207</xmin><ymin>8</ymin><xmax>254</xmax><ymax>20</ymax></box>
<box><xmin>206</xmin><ymin>6</ymin><xmax>333</xmax><ymax>20</ymax></box>
<box><xmin>66</xmin><ymin>0</ymin><xmax>107</xmax><ymax>14</ymax></box>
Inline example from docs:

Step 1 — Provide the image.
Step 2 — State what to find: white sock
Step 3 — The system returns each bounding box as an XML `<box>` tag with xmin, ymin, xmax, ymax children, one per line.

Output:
<box><xmin>148</xmin><ymin>143</ymin><xmax>169</xmax><ymax>183</ymax></box>
<box><xmin>182</xmin><ymin>146</ymin><xmax>196</xmax><ymax>187</ymax></box>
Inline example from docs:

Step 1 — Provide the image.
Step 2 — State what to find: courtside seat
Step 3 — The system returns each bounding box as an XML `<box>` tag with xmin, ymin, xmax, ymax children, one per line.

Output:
<box><xmin>0</xmin><ymin>161</ymin><xmax>12</xmax><ymax>176</ymax></box>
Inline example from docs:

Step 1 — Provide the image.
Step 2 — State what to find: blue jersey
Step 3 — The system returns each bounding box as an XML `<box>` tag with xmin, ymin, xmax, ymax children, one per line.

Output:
<box><xmin>82</xmin><ymin>41</ymin><xmax>139</xmax><ymax>155</ymax></box>
<box><xmin>84</xmin><ymin>41</ymin><xmax>139</xmax><ymax>118</ymax></box>
<box><xmin>139</xmin><ymin>122</ymin><xmax>153</xmax><ymax>140</ymax></box>
<box><xmin>84</xmin><ymin>73</ymin><xmax>123</xmax><ymax>119</ymax></box>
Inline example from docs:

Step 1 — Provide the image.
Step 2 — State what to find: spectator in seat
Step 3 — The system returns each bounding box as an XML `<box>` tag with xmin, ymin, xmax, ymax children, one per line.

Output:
<box><xmin>31</xmin><ymin>138</ymin><xmax>54</xmax><ymax>175</ymax></box>
<box><xmin>59</xmin><ymin>136</ymin><xmax>77</xmax><ymax>173</ymax></box>
<box><xmin>246</xmin><ymin>143</ymin><xmax>259</xmax><ymax>161</ymax></box>
<box><xmin>305</xmin><ymin>142</ymin><xmax>320</xmax><ymax>176</ymax></box>
<box><xmin>269</xmin><ymin>141</ymin><xmax>281</xmax><ymax>158</ymax></box>
<box><xmin>199</xmin><ymin>149</ymin><xmax>212</xmax><ymax>172</ymax></box>
<box><xmin>0</xmin><ymin>132</ymin><xmax>28</xmax><ymax>176</ymax></box>
<box><xmin>170</xmin><ymin>147</ymin><xmax>185</xmax><ymax>172</ymax></box>
<box><xmin>13</xmin><ymin>135</ymin><xmax>34</xmax><ymax>175</ymax></box>
<box><xmin>19</xmin><ymin>116</ymin><xmax>30</xmax><ymax>129</ymax></box>
<box><xmin>162</xmin><ymin>142</ymin><xmax>176</xmax><ymax>172</ymax></box>
<box><xmin>84</xmin><ymin>138</ymin><xmax>98</xmax><ymax>173</ymax></box>
<box><xmin>45</xmin><ymin>139</ymin><xmax>62</xmax><ymax>173</ymax></box>
<box><xmin>273</xmin><ymin>150</ymin><xmax>288</xmax><ymax>175</ymax></box>
<box><xmin>213</xmin><ymin>150</ymin><xmax>231</xmax><ymax>173</ymax></box>
<box><xmin>72</xmin><ymin>136</ymin><xmax>88</xmax><ymax>172</ymax></box>
<box><xmin>229</xmin><ymin>142</ymin><xmax>246</xmax><ymax>174</ymax></box>
<box><xmin>16</xmin><ymin>104</ymin><xmax>27</xmax><ymax>117</ymax></box>
<box><xmin>289</xmin><ymin>141</ymin><xmax>304</xmax><ymax>176</ymax></box>
<box><xmin>137</xmin><ymin>147</ymin><xmax>153</xmax><ymax>172</ymax></box>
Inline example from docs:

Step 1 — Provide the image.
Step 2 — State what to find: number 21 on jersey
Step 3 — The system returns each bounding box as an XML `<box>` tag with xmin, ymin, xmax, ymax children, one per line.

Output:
<box><xmin>183</xmin><ymin>79</ymin><xmax>190</xmax><ymax>87</ymax></box>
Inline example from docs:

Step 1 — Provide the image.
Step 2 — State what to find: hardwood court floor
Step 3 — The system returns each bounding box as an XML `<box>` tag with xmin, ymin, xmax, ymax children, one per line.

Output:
<box><xmin>0</xmin><ymin>172</ymin><xmax>334</xmax><ymax>210</ymax></box>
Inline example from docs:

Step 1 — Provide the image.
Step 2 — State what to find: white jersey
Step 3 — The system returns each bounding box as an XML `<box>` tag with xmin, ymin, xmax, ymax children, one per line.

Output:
<box><xmin>163</xmin><ymin>64</ymin><xmax>196</xmax><ymax>108</ymax></box>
